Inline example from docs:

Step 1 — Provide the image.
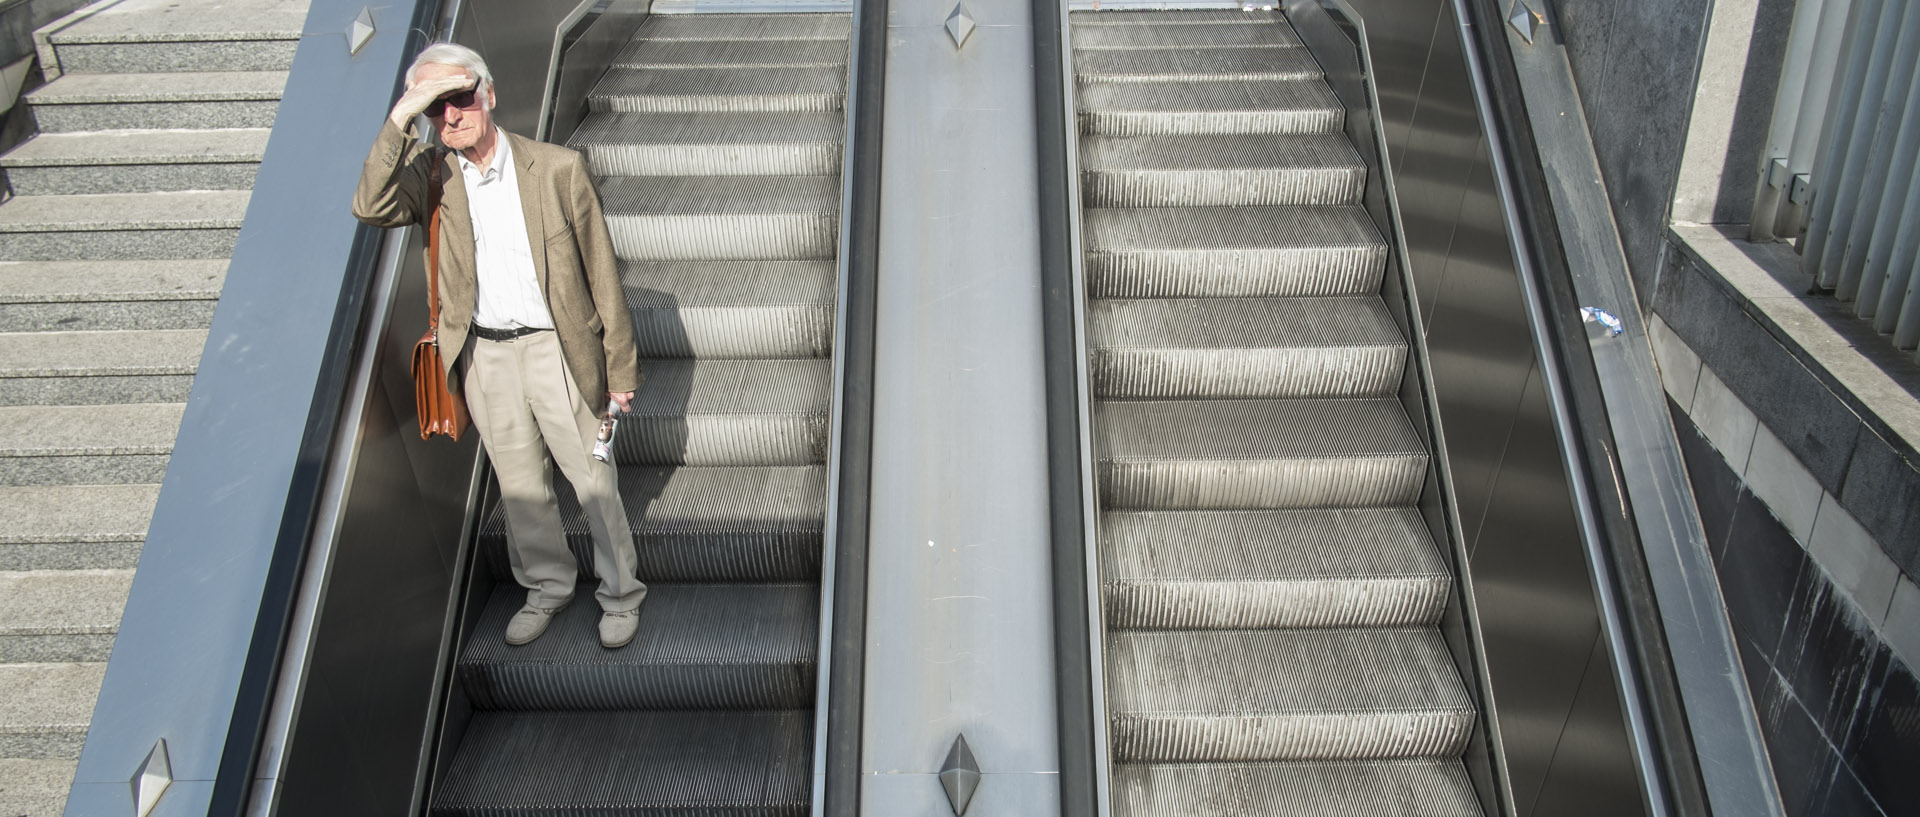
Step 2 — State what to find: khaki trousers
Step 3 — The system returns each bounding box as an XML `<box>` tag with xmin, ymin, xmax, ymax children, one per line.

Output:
<box><xmin>461</xmin><ymin>330</ymin><xmax>647</xmax><ymax>612</ymax></box>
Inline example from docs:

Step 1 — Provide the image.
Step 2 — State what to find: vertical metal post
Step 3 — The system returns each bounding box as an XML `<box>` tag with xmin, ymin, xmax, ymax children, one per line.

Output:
<box><xmin>1752</xmin><ymin>0</ymin><xmax>1838</xmax><ymax>241</ymax></box>
<box><xmin>1803</xmin><ymin>0</ymin><xmax>1900</xmax><ymax>283</ymax></box>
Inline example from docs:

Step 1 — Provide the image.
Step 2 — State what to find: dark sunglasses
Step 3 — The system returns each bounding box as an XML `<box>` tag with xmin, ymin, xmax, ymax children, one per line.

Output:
<box><xmin>424</xmin><ymin>89</ymin><xmax>481</xmax><ymax>117</ymax></box>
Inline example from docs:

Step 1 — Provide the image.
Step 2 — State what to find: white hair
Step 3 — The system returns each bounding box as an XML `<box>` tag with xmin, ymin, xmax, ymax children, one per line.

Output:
<box><xmin>408</xmin><ymin>42</ymin><xmax>494</xmax><ymax>99</ymax></box>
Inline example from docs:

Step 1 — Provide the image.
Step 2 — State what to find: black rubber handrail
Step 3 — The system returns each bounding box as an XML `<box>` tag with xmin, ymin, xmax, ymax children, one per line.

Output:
<box><xmin>822</xmin><ymin>0</ymin><xmax>887</xmax><ymax>813</ymax></box>
<box><xmin>1032</xmin><ymin>3</ymin><xmax>1101</xmax><ymax>817</ymax></box>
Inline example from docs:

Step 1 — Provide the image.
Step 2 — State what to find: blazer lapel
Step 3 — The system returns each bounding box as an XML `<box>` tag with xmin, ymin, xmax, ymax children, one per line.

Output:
<box><xmin>510</xmin><ymin>132</ymin><xmax>550</xmax><ymax>299</ymax></box>
<box><xmin>438</xmin><ymin>149</ymin><xmax>476</xmax><ymax>312</ymax></box>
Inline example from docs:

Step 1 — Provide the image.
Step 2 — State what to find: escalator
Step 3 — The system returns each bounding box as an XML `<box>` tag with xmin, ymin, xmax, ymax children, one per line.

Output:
<box><xmin>61</xmin><ymin>3</ymin><xmax>1775</xmax><ymax>815</ymax></box>
<box><xmin>1068</xmin><ymin>10</ymin><xmax>1481</xmax><ymax>814</ymax></box>
<box><xmin>426</xmin><ymin>12</ymin><xmax>850</xmax><ymax>815</ymax></box>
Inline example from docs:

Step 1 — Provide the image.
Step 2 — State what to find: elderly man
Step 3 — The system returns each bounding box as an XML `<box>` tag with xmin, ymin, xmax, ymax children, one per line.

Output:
<box><xmin>353</xmin><ymin>43</ymin><xmax>647</xmax><ymax>648</ymax></box>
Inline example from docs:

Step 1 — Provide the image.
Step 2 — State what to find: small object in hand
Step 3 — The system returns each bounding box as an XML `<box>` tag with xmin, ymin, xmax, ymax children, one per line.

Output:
<box><xmin>593</xmin><ymin>399</ymin><xmax>620</xmax><ymax>463</ymax></box>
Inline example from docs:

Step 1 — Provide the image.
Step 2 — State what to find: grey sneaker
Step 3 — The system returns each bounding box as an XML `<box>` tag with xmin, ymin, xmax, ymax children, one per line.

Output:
<box><xmin>505</xmin><ymin>599</ymin><xmax>570</xmax><ymax>646</ymax></box>
<box><xmin>599</xmin><ymin>608</ymin><xmax>641</xmax><ymax>648</ymax></box>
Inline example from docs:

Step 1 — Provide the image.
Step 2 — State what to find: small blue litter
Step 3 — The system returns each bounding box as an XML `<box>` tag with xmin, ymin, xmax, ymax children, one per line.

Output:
<box><xmin>1581</xmin><ymin>306</ymin><xmax>1624</xmax><ymax>337</ymax></box>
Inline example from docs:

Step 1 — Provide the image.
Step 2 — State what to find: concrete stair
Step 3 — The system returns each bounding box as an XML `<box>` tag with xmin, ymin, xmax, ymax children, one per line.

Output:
<box><xmin>0</xmin><ymin>1</ymin><xmax>306</xmax><ymax>814</ymax></box>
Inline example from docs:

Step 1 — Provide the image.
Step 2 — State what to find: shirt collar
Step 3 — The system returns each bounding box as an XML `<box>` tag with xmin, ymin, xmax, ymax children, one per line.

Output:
<box><xmin>456</xmin><ymin>128</ymin><xmax>512</xmax><ymax>181</ymax></box>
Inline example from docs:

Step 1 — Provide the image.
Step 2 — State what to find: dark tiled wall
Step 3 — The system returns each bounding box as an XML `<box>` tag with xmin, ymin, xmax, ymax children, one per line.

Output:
<box><xmin>1673</xmin><ymin>403</ymin><xmax>1918</xmax><ymax>817</ymax></box>
<box><xmin>1656</xmin><ymin>240</ymin><xmax>1920</xmax><ymax>574</ymax></box>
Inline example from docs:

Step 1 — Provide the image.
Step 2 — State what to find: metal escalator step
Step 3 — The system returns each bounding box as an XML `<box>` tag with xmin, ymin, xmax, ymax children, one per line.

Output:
<box><xmin>459</xmin><ymin>582</ymin><xmax>816</xmax><ymax>710</ymax></box>
<box><xmin>1081</xmin><ymin>134</ymin><xmax>1362</xmax><ymax>207</ymax></box>
<box><xmin>624</xmin><ymin>359</ymin><xmax>829</xmax><ymax>466</ymax></box>
<box><xmin>1101</xmin><ymin>508</ymin><xmax>1449</xmax><ymax>628</ymax></box>
<box><xmin>636</xmin><ymin>13</ymin><xmax>851</xmax><ymax>42</ymax></box>
<box><xmin>1075</xmin><ymin>47</ymin><xmax>1321</xmax><ymax>84</ymax></box>
<box><xmin>432</xmin><ymin>710</ymin><xmax>809</xmax><ymax>816</ymax></box>
<box><xmin>1073</xmin><ymin>22</ymin><xmax>1302</xmax><ymax>50</ymax></box>
<box><xmin>598</xmin><ymin>176</ymin><xmax>839</xmax><ymax>261</ymax></box>
<box><xmin>1087</xmin><ymin>297</ymin><xmax>1404</xmax><ymax>399</ymax></box>
<box><xmin>1106</xmin><ymin>628</ymin><xmax>1474</xmax><ymax>761</ymax></box>
<box><xmin>589</xmin><ymin>67</ymin><xmax>845</xmax><ymax>114</ymax></box>
<box><xmin>624</xmin><ymin>260</ymin><xmax>835</xmax><ymax>359</ymax></box>
<box><xmin>1112</xmin><ymin>759</ymin><xmax>1482</xmax><ymax>817</ymax></box>
<box><xmin>1079</xmin><ymin>80</ymin><xmax>1341</xmax><ymax>136</ymax></box>
<box><xmin>612</xmin><ymin>39</ymin><xmax>847</xmax><ymax>69</ymax></box>
<box><xmin>1084</xmin><ymin>205</ymin><xmax>1384</xmax><ymax>299</ymax></box>
<box><xmin>573</xmin><ymin>112</ymin><xmax>843</xmax><ymax>176</ymax></box>
<box><xmin>1096</xmin><ymin>398</ymin><xmax>1425</xmax><ymax>509</ymax></box>
<box><xmin>1070</xmin><ymin>10</ymin><xmax>1288</xmax><ymax>25</ymax></box>
<box><xmin>480</xmin><ymin>465</ymin><xmax>825</xmax><ymax>583</ymax></box>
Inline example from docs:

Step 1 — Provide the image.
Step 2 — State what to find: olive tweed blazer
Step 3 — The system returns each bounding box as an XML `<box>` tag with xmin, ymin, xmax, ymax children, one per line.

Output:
<box><xmin>352</xmin><ymin>120</ymin><xmax>641</xmax><ymax>403</ymax></box>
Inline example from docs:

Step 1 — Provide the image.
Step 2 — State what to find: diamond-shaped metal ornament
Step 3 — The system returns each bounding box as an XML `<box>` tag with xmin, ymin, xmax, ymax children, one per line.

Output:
<box><xmin>945</xmin><ymin>4</ymin><xmax>977</xmax><ymax>51</ymax></box>
<box><xmin>348</xmin><ymin>7</ymin><xmax>377</xmax><ymax>56</ymax></box>
<box><xmin>131</xmin><ymin>739</ymin><xmax>172</xmax><ymax>817</ymax></box>
<box><xmin>1508</xmin><ymin>1</ymin><xmax>1541</xmax><ymax>44</ymax></box>
<box><xmin>938</xmin><ymin>734</ymin><xmax>981</xmax><ymax>815</ymax></box>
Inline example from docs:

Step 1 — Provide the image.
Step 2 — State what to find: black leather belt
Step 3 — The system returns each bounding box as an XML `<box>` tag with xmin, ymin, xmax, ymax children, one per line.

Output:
<box><xmin>470</xmin><ymin>323</ymin><xmax>550</xmax><ymax>342</ymax></box>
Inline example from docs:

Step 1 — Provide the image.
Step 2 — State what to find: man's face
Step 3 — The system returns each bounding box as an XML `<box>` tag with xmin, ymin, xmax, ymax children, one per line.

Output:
<box><xmin>415</xmin><ymin>63</ymin><xmax>494</xmax><ymax>152</ymax></box>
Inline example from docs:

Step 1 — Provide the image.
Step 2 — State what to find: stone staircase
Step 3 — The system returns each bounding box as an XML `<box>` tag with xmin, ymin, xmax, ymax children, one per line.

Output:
<box><xmin>0</xmin><ymin>1</ymin><xmax>306</xmax><ymax>814</ymax></box>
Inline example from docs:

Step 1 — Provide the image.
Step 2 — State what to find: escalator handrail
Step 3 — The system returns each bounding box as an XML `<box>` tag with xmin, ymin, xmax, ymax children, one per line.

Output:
<box><xmin>1032</xmin><ymin>3</ymin><xmax>1110</xmax><ymax>817</ymax></box>
<box><xmin>820</xmin><ymin>0</ymin><xmax>888</xmax><ymax>815</ymax></box>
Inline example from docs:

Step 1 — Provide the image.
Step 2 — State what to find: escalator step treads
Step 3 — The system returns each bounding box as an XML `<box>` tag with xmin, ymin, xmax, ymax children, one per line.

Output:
<box><xmin>432</xmin><ymin>710</ymin><xmax>810</xmax><ymax>816</ymax></box>
<box><xmin>1081</xmin><ymin>134</ymin><xmax>1363</xmax><ymax>207</ymax></box>
<box><xmin>479</xmin><ymin>465</ymin><xmax>825</xmax><ymax>582</ymax></box>
<box><xmin>1106</xmin><ymin>628</ymin><xmax>1474</xmax><ymax>761</ymax></box>
<box><xmin>612</xmin><ymin>39</ymin><xmax>848</xmax><ymax>69</ymax></box>
<box><xmin>1111</xmin><ymin>759</ymin><xmax>1482</xmax><ymax>817</ymax></box>
<box><xmin>1078</xmin><ymin>80</ymin><xmax>1340</xmax><ymax>136</ymax></box>
<box><xmin>635</xmin><ymin>13</ymin><xmax>851</xmax><ymax>42</ymax></box>
<box><xmin>1072</xmin><ymin>22</ymin><xmax>1302</xmax><ymax>50</ymax></box>
<box><xmin>599</xmin><ymin>176</ymin><xmax>839</xmax><ymax>261</ymax></box>
<box><xmin>1087</xmin><ymin>297</ymin><xmax>1405</xmax><ymax>399</ymax></box>
<box><xmin>573</xmin><ymin>112</ymin><xmax>843</xmax><ymax>177</ymax></box>
<box><xmin>621</xmin><ymin>359</ymin><xmax>829</xmax><ymax>466</ymax></box>
<box><xmin>459</xmin><ymin>582</ymin><xmax>817</xmax><ymax>710</ymax></box>
<box><xmin>1101</xmin><ymin>508</ymin><xmax>1449</xmax><ymax>629</ymax></box>
<box><xmin>1084</xmin><ymin>206</ymin><xmax>1384</xmax><ymax>294</ymax></box>
<box><xmin>599</xmin><ymin>175</ymin><xmax>840</xmax><ymax>217</ymax></box>
<box><xmin>624</xmin><ymin>259</ymin><xmax>837</xmax><ymax>307</ymax></box>
<box><xmin>589</xmin><ymin>67</ymin><xmax>844</xmax><ymax>114</ymax></box>
<box><xmin>1074</xmin><ymin>47</ymin><xmax>1322</xmax><ymax>83</ymax></box>
<box><xmin>624</xmin><ymin>259</ymin><xmax>836</xmax><ymax>360</ymax></box>
<box><xmin>1086</xmin><ymin>205</ymin><xmax>1381</xmax><ymax>250</ymax></box>
<box><xmin>1070</xmin><ymin>10</ymin><xmax>1288</xmax><ymax>25</ymax></box>
<box><xmin>1096</xmin><ymin>398</ymin><xmax>1425</xmax><ymax>510</ymax></box>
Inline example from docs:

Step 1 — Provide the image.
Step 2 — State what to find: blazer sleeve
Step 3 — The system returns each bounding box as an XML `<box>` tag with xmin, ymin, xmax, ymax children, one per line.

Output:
<box><xmin>568</xmin><ymin>150</ymin><xmax>643</xmax><ymax>393</ymax></box>
<box><xmin>352</xmin><ymin>120</ymin><xmax>433</xmax><ymax>228</ymax></box>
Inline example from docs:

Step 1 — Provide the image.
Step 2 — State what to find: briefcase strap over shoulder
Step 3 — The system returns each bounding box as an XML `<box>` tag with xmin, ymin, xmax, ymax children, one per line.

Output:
<box><xmin>427</xmin><ymin>152</ymin><xmax>444</xmax><ymax>338</ymax></box>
